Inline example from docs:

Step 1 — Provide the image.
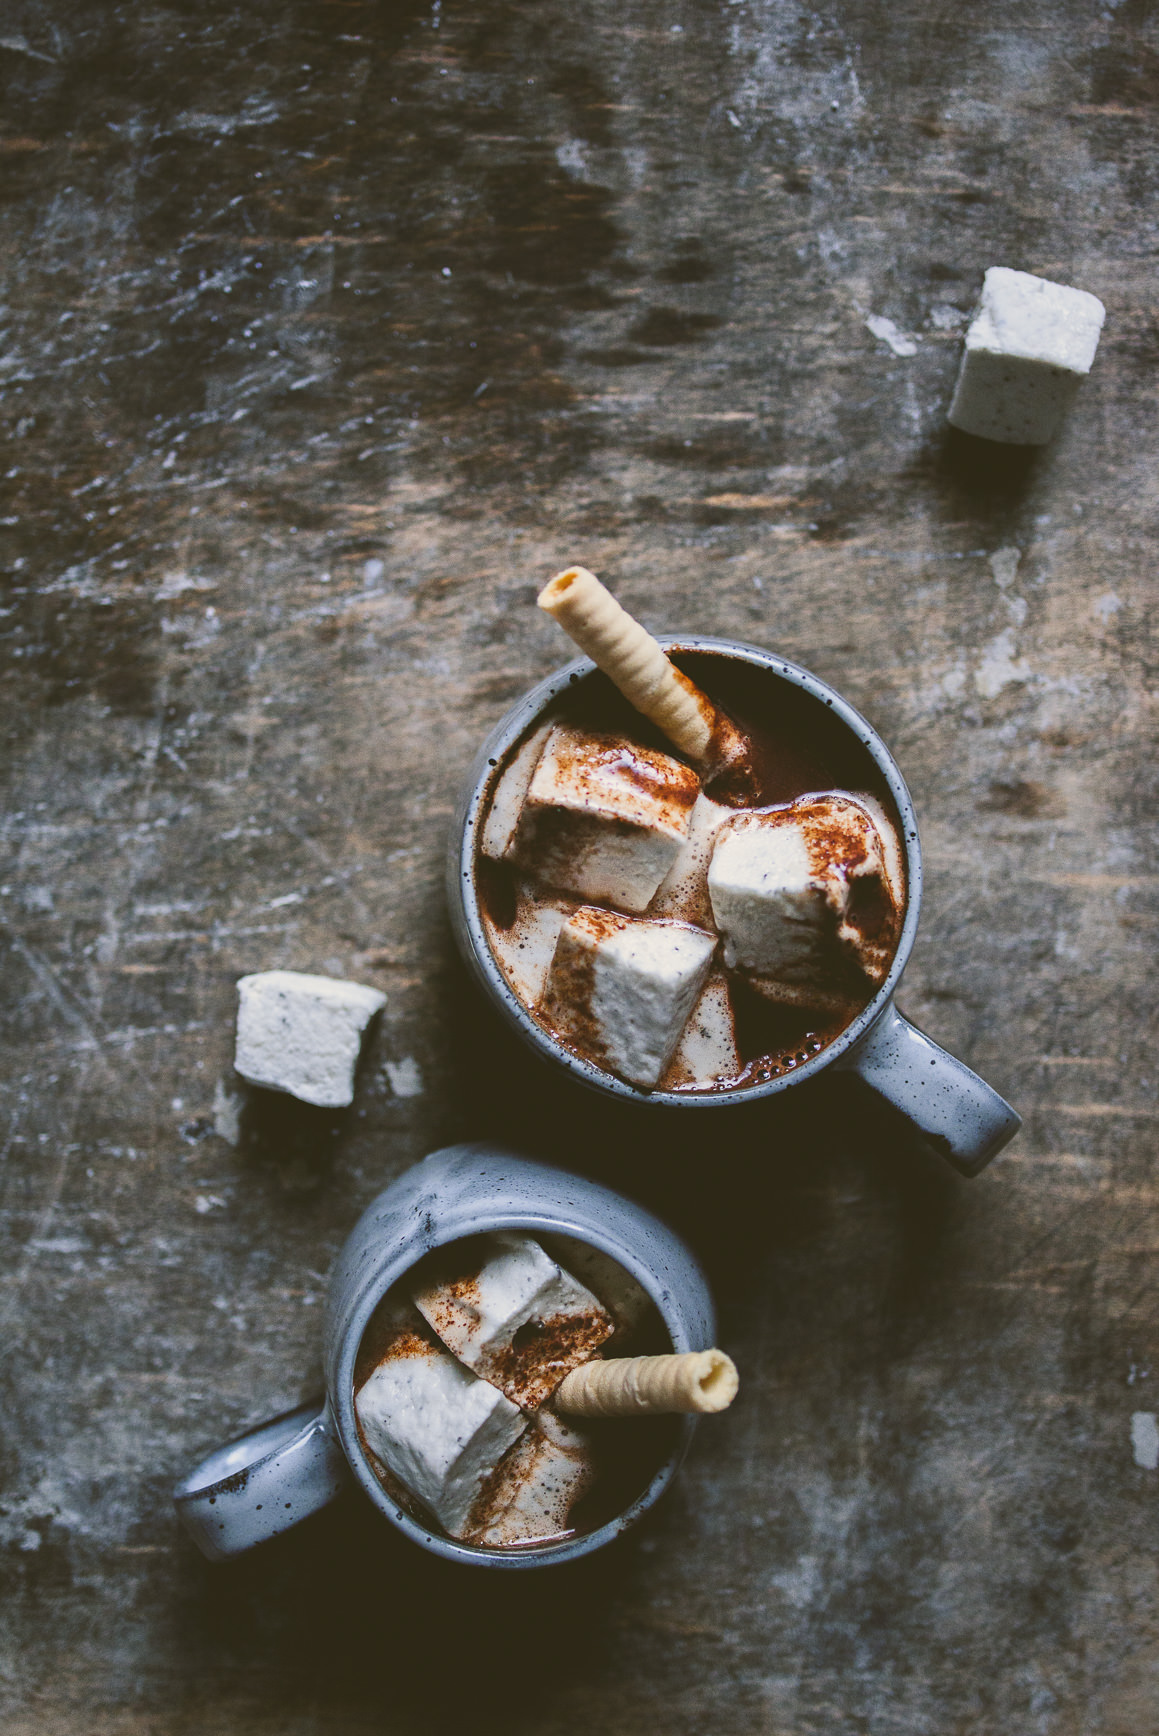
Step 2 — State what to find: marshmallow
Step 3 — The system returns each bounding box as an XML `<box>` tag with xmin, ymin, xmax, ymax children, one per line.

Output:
<box><xmin>708</xmin><ymin>795</ymin><xmax>900</xmax><ymax>989</ymax></box>
<box><xmin>511</xmin><ymin>724</ymin><xmax>700</xmax><ymax>914</ymax></box>
<box><xmin>412</xmin><ymin>1232</ymin><xmax>614</xmax><ymax>1410</ymax></box>
<box><xmin>234</xmin><ymin>970</ymin><xmax>386</xmax><ymax>1108</ymax></box>
<box><xmin>948</xmin><ymin>267</ymin><xmax>1105</xmax><ymax>446</ymax></box>
<box><xmin>481</xmin><ymin>898</ymin><xmax>569</xmax><ymax>1009</ymax></box>
<box><xmin>668</xmin><ymin>971</ymin><xmax>741</xmax><ymax>1086</ymax></box>
<box><xmin>542</xmin><ymin>907</ymin><xmax>717</xmax><ymax>1089</ymax></box>
<box><xmin>480</xmin><ymin>722</ymin><xmax>553</xmax><ymax>861</ymax></box>
<box><xmin>469</xmin><ymin>1420</ymin><xmax>596</xmax><ymax>1547</ymax></box>
<box><xmin>650</xmin><ymin>792</ymin><xmax>733</xmax><ymax>928</ymax></box>
<box><xmin>544</xmin><ymin>1235</ymin><xmax>654</xmax><ymax>1338</ymax></box>
<box><xmin>355</xmin><ymin>1316</ymin><xmax>526</xmax><ymax>1540</ymax></box>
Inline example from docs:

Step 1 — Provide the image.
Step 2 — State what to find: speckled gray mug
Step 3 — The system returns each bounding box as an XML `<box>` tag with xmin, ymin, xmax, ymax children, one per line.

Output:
<box><xmin>449</xmin><ymin>637</ymin><xmax>1020</xmax><ymax>1177</ymax></box>
<box><xmin>173</xmin><ymin>1143</ymin><xmax>714</xmax><ymax>1569</ymax></box>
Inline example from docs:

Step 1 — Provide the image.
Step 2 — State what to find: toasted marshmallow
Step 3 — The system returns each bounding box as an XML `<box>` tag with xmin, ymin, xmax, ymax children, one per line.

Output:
<box><xmin>948</xmin><ymin>267</ymin><xmax>1105</xmax><ymax>446</ymax></box>
<box><xmin>511</xmin><ymin>724</ymin><xmax>700</xmax><ymax>914</ymax></box>
<box><xmin>468</xmin><ymin>1420</ymin><xmax>596</xmax><ymax>1547</ymax></box>
<box><xmin>412</xmin><ymin>1232</ymin><xmax>614</xmax><ymax>1410</ymax></box>
<box><xmin>708</xmin><ymin>795</ymin><xmax>901</xmax><ymax>987</ymax></box>
<box><xmin>355</xmin><ymin>1313</ymin><xmax>526</xmax><ymax>1540</ymax></box>
<box><xmin>234</xmin><ymin>970</ymin><xmax>385</xmax><ymax>1108</ymax></box>
<box><xmin>542</xmin><ymin>907</ymin><xmax>717</xmax><ymax>1089</ymax></box>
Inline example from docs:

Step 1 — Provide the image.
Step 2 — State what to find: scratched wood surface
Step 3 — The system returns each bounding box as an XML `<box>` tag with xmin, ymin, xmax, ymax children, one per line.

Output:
<box><xmin>2</xmin><ymin>2</ymin><xmax>1157</xmax><ymax>1731</ymax></box>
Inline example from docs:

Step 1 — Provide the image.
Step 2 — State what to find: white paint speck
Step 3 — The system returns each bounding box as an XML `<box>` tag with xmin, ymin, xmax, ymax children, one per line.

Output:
<box><xmin>974</xmin><ymin>629</ymin><xmax>1033</xmax><ymax>698</ymax></box>
<box><xmin>988</xmin><ymin>546</ymin><xmax>1021</xmax><ymax>589</ymax></box>
<box><xmin>212</xmin><ymin>1079</ymin><xmax>242</xmax><ymax>1146</ymax></box>
<box><xmin>194</xmin><ymin>1194</ymin><xmax>227</xmax><ymax>1215</ymax></box>
<box><xmin>726</xmin><ymin>109</ymin><xmax>742</xmax><ymax>129</ymax></box>
<box><xmin>865</xmin><ymin>314</ymin><xmax>917</xmax><ymax>357</ymax></box>
<box><xmin>1093</xmin><ymin>592</ymin><xmax>1122</xmax><ymax>622</ymax></box>
<box><xmin>555</xmin><ymin>138</ymin><xmax>589</xmax><ymax>179</ymax></box>
<box><xmin>384</xmin><ymin>1056</ymin><xmax>423</xmax><ymax>1098</ymax></box>
<box><xmin>1131</xmin><ymin>1411</ymin><xmax>1158</xmax><ymax>1470</ymax></box>
<box><xmin>363</xmin><ymin>558</ymin><xmax>385</xmax><ymax>586</ymax></box>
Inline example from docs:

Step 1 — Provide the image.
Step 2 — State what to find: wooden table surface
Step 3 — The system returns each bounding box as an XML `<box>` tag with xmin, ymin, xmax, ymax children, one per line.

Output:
<box><xmin>2</xmin><ymin>3</ymin><xmax>1156</xmax><ymax>1731</ymax></box>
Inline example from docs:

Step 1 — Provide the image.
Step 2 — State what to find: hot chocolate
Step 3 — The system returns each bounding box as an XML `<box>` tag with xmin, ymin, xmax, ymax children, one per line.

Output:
<box><xmin>475</xmin><ymin>643</ymin><xmax>906</xmax><ymax>1094</ymax></box>
<box><xmin>352</xmin><ymin>1231</ymin><xmax>686</xmax><ymax>1550</ymax></box>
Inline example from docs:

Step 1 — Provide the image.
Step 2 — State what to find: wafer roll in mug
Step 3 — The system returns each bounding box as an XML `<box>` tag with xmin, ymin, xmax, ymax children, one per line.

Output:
<box><xmin>555</xmin><ymin>1349</ymin><xmax>739</xmax><ymax>1417</ymax></box>
<box><xmin>537</xmin><ymin>567</ymin><xmax>717</xmax><ymax>764</ymax></box>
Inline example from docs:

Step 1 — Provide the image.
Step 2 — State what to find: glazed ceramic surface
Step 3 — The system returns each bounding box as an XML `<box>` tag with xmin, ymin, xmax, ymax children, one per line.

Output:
<box><xmin>449</xmin><ymin>638</ymin><xmax>1020</xmax><ymax>1177</ymax></box>
<box><xmin>174</xmin><ymin>1144</ymin><xmax>714</xmax><ymax>1568</ymax></box>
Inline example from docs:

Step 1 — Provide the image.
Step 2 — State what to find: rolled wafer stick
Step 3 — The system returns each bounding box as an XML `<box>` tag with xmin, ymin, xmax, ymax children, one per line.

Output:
<box><xmin>537</xmin><ymin>566</ymin><xmax>718</xmax><ymax>765</ymax></box>
<box><xmin>554</xmin><ymin>1349</ymin><xmax>739</xmax><ymax>1417</ymax></box>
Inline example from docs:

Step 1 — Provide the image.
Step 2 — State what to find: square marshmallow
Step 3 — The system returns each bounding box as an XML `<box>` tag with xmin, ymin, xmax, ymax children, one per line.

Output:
<box><xmin>709</xmin><ymin>819</ymin><xmax>831</xmax><ymax>979</ymax></box>
<box><xmin>511</xmin><ymin>724</ymin><xmax>700</xmax><ymax>914</ymax></box>
<box><xmin>542</xmin><ymin>907</ymin><xmax>717</xmax><ymax>1089</ymax></box>
<box><xmin>234</xmin><ymin>970</ymin><xmax>386</xmax><ymax>1108</ymax></box>
<box><xmin>356</xmin><ymin>1325</ymin><xmax>526</xmax><ymax>1540</ymax></box>
<box><xmin>544</xmin><ymin>1234</ymin><xmax>654</xmax><ymax>1338</ymax></box>
<box><xmin>948</xmin><ymin>267</ymin><xmax>1105</xmax><ymax>446</ymax></box>
<box><xmin>480</xmin><ymin>722</ymin><xmax>554</xmax><ymax>861</ymax></box>
<box><xmin>708</xmin><ymin>797</ymin><xmax>897</xmax><ymax>988</ymax></box>
<box><xmin>470</xmin><ymin>1422</ymin><xmax>596</xmax><ymax>1548</ymax></box>
<box><xmin>413</xmin><ymin>1231</ymin><xmax>613</xmax><ymax>1410</ymax></box>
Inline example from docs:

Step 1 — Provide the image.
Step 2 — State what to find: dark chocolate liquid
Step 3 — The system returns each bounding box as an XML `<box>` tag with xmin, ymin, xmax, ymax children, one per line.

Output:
<box><xmin>476</xmin><ymin>650</ymin><xmax>906</xmax><ymax>1094</ymax></box>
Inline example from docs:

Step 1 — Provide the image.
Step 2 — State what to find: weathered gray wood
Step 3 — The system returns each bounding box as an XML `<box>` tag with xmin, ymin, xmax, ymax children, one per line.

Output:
<box><xmin>1</xmin><ymin>2</ymin><xmax>1156</xmax><ymax>1731</ymax></box>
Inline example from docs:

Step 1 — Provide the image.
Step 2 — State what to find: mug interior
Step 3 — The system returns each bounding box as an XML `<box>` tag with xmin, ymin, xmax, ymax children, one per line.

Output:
<box><xmin>456</xmin><ymin>637</ymin><xmax>922</xmax><ymax>1107</ymax></box>
<box><xmin>334</xmin><ymin>1212</ymin><xmax>694</xmax><ymax>1568</ymax></box>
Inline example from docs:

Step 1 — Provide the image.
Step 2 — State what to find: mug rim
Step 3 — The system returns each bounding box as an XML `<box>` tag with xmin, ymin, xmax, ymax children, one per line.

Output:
<box><xmin>451</xmin><ymin>635</ymin><xmax>923</xmax><ymax>1107</ymax></box>
<box><xmin>331</xmin><ymin>1208</ymin><xmax>696</xmax><ymax>1569</ymax></box>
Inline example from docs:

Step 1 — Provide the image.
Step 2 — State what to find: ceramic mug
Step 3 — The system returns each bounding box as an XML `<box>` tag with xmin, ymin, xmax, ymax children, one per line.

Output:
<box><xmin>174</xmin><ymin>1143</ymin><xmax>714</xmax><ymax>1569</ymax></box>
<box><xmin>448</xmin><ymin>637</ymin><xmax>1020</xmax><ymax>1177</ymax></box>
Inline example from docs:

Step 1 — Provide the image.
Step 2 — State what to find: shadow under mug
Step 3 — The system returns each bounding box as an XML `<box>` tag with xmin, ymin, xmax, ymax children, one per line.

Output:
<box><xmin>448</xmin><ymin>637</ymin><xmax>1020</xmax><ymax>1178</ymax></box>
<box><xmin>174</xmin><ymin>1144</ymin><xmax>715</xmax><ymax>1569</ymax></box>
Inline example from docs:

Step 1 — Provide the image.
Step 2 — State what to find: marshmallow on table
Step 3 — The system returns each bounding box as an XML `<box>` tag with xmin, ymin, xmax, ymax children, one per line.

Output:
<box><xmin>948</xmin><ymin>267</ymin><xmax>1105</xmax><ymax>446</ymax></box>
<box><xmin>542</xmin><ymin>907</ymin><xmax>717</xmax><ymax>1089</ymax></box>
<box><xmin>234</xmin><ymin>970</ymin><xmax>386</xmax><ymax>1108</ymax></box>
<box><xmin>355</xmin><ymin>1313</ymin><xmax>526</xmax><ymax>1541</ymax></box>
<box><xmin>413</xmin><ymin>1231</ymin><xmax>614</xmax><ymax>1410</ymax></box>
<box><xmin>509</xmin><ymin>724</ymin><xmax>700</xmax><ymax>914</ymax></box>
<box><xmin>708</xmin><ymin>795</ymin><xmax>900</xmax><ymax>994</ymax></box>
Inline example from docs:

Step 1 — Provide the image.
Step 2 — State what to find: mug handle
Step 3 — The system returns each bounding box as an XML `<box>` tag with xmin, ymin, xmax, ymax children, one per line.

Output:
<box><xmin>173</xmin><ymin>1398</ymin><xmax>349</xmax><ymax>1561</ymax></box>
<box><xmin>835</xmin><ymin>999</ymin><xmax>1020</xmax><ymax>1177</ymax></box>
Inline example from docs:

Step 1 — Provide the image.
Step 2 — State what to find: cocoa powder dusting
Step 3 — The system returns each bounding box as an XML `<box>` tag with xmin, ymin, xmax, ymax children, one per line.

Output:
<box><xmin>481</xmin><ymin>1309</ymin><xmax>614</xmax><ymax>1410</ymax></box>
<box><xmin>537</xmin><ymin>907</ymin><xmax>627</xmax><ymax>1071</ymax></box>
<box><xmin>476</xmin><ymin>650</ymin><xmax>908</xmax><ymax>1092</ymax></box>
